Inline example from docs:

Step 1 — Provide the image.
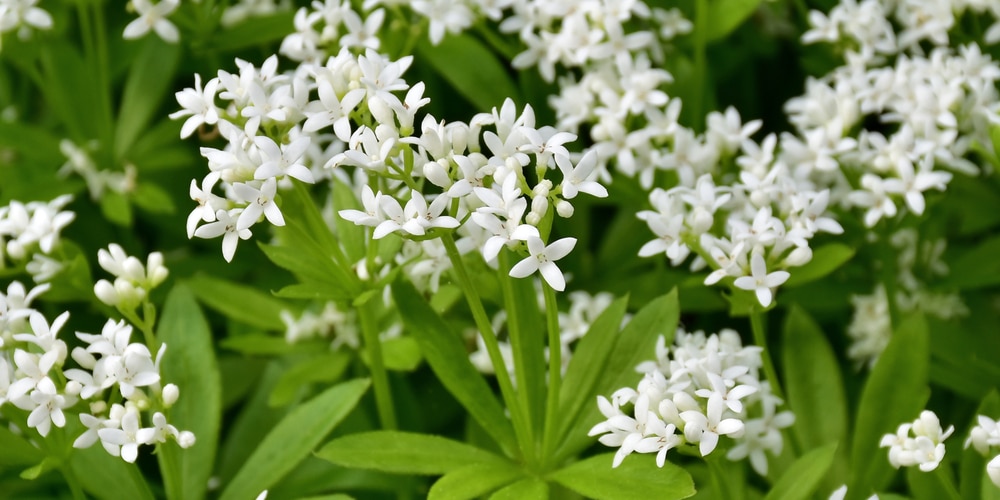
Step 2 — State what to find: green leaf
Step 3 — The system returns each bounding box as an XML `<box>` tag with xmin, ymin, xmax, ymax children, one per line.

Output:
<box><xmin>70</xmin><ymin>445</ymin><xmax>155</xmax><ymax>500</ymax></box>
<box><xmin>0</xmin><ymin>426</ymin><xmax>42</xmax><ymax>466</ymax></box>
<box><xmin>186</xmin><ymin>274</ymin><xmax>289</xmax><ymax>331</ymax></box>
<box><xmin>219</xmin><ymin>378</ymin><xmax>370</xmax><ymax>500</ymax></box>
<box><xmin>415</xmin><ymin>34</ymin><xmax>520</xmax><ymax>111</ymax></box>
<box><xmin>907</xmin><ymin>467</ymin><xmax>960</xmax><ymax>500</ymax></box>
<box><xmin>428</xmin><ymin>462</ymin><xmax>524</xmax><ymax>500</ymax></box>
<box><xmin>499</xmin><ymin>249</ymin><xmax>546</xmax><ymax>434</ymax></box>
<box><xmin>131</xmin><ymin>182</ymin><xmax>177</xmax><ymax>215</ymax></box>
<box><xmin>847</xmin><ymin>314</ymin><xmax>930</xmax><ymax>500</ymax></box>
<box><xmin>765</xmin><ymin>443</ymin><xmax>838</xmax><ymax>500</ymax></box>
<box><xmin>489</xmin><ymin>477</ymin><xmax>548</xmax><ymax>500</ymax></box>
<box><xmin>99</xmin><ymin>190</ymin><xmax>133</xmax><ymax>226</ymax></box>
<box><xmin>947</xmin><ymin>235</ymin><xmax>1000</xmax><ymax>289</ymax></box>
<box><xmin>331</xmin><ymin>177</ymin><xmax>366</xmax><ymax>263</ymax></box>
<box><xmin>269</xmin><ymin>352</ymin><xmax>352</xmax><ymax>407</ymax></box>
<box><xmin>378</xmin><ymin>336</ymin><xmax>423</xmax><ymax>372</ymax></box>
<box><xmin>555</xmin><ymin>295</ymin><xmax>629</xmax><ymax>446</ymax></box>
<box><xmin>392</xmin><ymin>281</ymin><xmax>517</xmax><ymax>455</ymax></box>
<box><xmin>317</xmin><ymin>431</ymin><xmax>509</xmax><ymax>475</ymax></box>
<box><xmin>217</xmin><ymin>362</ymin><xmax>287</xmax><ymax>483</ymax></box>
<box><xmin>706</xmin><ymin>0</ymin><xmax>764</xmax><ymax>42</ymax></box>
<box><xmin>115</xmin><ymin>36</ymin><xmax>181</xmax><ymax>160</ymax></box>
<box><xmin>202</xmin><ymin>12</ymin><xmax>296</xmax><ymax>52</ymax></box>
<box><xmin>156</xmin><ymin>284</ymin><xmax>222</xmax><ymax>500</ymax></box>
<box><xmin>960</xmin><ymin>391</ymin><xmax>1000</xmax><ymax>500</ymax></box>
<box><xmin>784</xmin><ymin>244</ymin><xmax>855</xmax><ymax>288</ymax></box>
<box><xmin>272</xmin><ymin>281</ymin><xmax>354</xmax><ymax>302</ymax></box>
<box><xmin>548</xmin><ymin>452</ymin><xmax>695</xmax><ymax>500</ymax></box>
<box><xmin>782</xmin><ymin>306</ymin><xmax>848</xmax><ymax>451</ymax></box>
<box><xmin>220</xmin><ymin>333</ymin><xmax>302</xmax><ymax>355</ymax></box>
<box><xmin>555</xmin><ymin>290</ymin><xmax>679</xmax><ymax>461</ymax></box>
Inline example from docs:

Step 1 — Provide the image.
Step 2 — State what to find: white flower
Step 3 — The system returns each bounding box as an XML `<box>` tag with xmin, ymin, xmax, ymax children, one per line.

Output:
<box><xmin>880</xmin><ymin>410</ymin><xmax>953</xmax><ymax>472</ymax></box>
<box><xmin>680</xmin><ymin>393</ymin><xmax>745</xmax><ymax>456</ymax></box>
<box><xmin>733</xmin><ymin>252</ymin><xmax>789</xmax><ymax>308</ymax></box>
<box><xmin>98</xmin><ymin>407</ymin><xmax>155</xmax><ymax>463</ymax></box>
<box><xmin>988</xmin><ymin>455</ymin><xmax>1000</xmax><ymax>488</ymax></box>
<box><xmin>170</xmin><ymin>74</ymin><xmax>220</xmax><ymax>138</ymax></box>
<box><xmin>123</xmin><ymin>0</ymin><xmax>180</xmax><ymax>43</ymax></box>
<box><xmin>509</xmin><ymin>236</ymin><xmax>576</xmax><ymax>292</ymax></box>
<box><xmin>194</xmin><ymin>209</ymin><xmax>253</xmax><ymax>262</ymax></box>
<box><xmin>557</xmin><ymin>151</ymin><xmax>608</xmax><ymax>200</ymax></box>
<box><xmin>234</xmin><ymin>178</ymin><xmax>285</xmax><ymax>231</ymax></box>
<box><xmin>254</xmin><ymin>136</ymin><xmax>315</xmax><ymax>183</ymax></box>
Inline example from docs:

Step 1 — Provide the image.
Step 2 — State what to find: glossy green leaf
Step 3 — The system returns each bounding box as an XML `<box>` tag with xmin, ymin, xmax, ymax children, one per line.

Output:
<box><xmin>317</xmin><ymin>431</ymin><xmax>508</xmax><ymax>475</ymax></box>
<box><xmin>847</xmin><ymin>314</ymin><xmax>930</xmax><ymax>500</ymax></box>
<box><xmin>219</xmin><ymin>378</ymin><xmax>370</xmax><ymax>500</ymax></box>
<box><xmin>415</xmin><ymin>34</ymin><xmax>520</xmax><ymax>111</ymax></box>
<box><xmin>273</xmin><ymin>281</ymin><xmax>354</xmax><ymax>302</ymax></box>
<box><xmin>784</xmin><ymin>244</ymin><xmax>855</xmax><ymax>287</ymax></box>
<box><xmin>392</xmin><ymin>281</ymin><xmax>517</xmax><ymax>454</ymax></box>
<box><xmin>782</xmin><ymin>306</ymin><xmax>848</xmax><ymax>450</ymax></box>
<box><xmin>765</xmin><ymin>443</ymin><xmax>838</xmax><ymax>500</ymax></box>
<box><xmin>71</xmin><ymin>445</ymin><xmax>154</xmax><ymax>500</ymax></box>
<box><xmin>428</xmin><ymin>462</ymin><xmax>524</xmax><ymax>500</ymax></box>
<box><xmin>186</xmin><ymin>274</ymin><xmax>289</xmax><ymax>331</ymax></box>
<box><xmin>499</xmin><ymin>249</ymin><xmax>546</xmax><ymax>434</ymax></box>
<box><xmin>156</xmin><ymin>284</ymin><xmax>222</xmax><ymax>500</ymax></box>
<box><xmin>489</xmin><ymin>477</ymin><xmax>548</xmax><ymax>500</ymax></box>
<box><xmin>115</xmin><ymin>36</ymin><xmax>181</xmax><ymax>160</ymax></box>
<box><xmin>548</xmin><ymin>452</ymin><xmax>695</xmax><ymax>500</ymax></box>
<box><xmin>217</xmin><ymin>362</ymin><xmax>288</xmax><ymax>484</ymax></box>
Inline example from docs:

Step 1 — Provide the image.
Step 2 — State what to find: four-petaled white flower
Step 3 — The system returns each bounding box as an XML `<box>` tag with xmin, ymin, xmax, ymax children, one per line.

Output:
<box><xmin>123</xmin><ymin>0</ymin><xmax>180</xmax><ymax>43</ymax></box>
<box><xmin>509</xmin><ymin>236</ymin><xmax>576</xmax><ymax>292</ymax></box>
<box><xmin>733</xmin><ymin>252</ymin><xmax>789</xmax><ymax>308</ymax></box>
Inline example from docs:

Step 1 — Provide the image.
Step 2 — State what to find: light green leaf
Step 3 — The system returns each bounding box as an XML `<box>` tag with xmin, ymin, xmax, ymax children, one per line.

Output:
<box><xmin>960</xmin><ymin>391</ymin><xmax>1000</xmax><ymax>500</ymax></box>
<box><xmin>392</xmin><ymin>281</ymin><xmax>517</xmax><ymax>454</ymax></box>
<box><xmin>114</xmin><ymin>36</ymin><xmax>181</xmax><ymax>160</ymax></box>
<box><xmin>428</xmin><ymin>462</ymin><xmax>524</xmax><ymax>500</ymax></box>
<box><xmin>99</xmin><ymin>190</ymin><xmax>133</xmax><ymax>227</ymax></box>
<box><xmin>219</xmin><ymin>378</ymin><xmax>370</xmax><ymax>500</ymax></box>
<box><xmin>548</xmin><ymin>452</ymin><xmax>695</xmax><ymax>500</ymax></box>
<box><xmin>156</xmin><ymin>284</ymin><xmax>222</xmax><ymax>500</ymax></box>
<box><xmin>331</xmin><ymin>176</ymin><xmax>366</xmax><ymax>263</ymax></box>
<box><xmin>70</xmin><ymin>445</ymin><xmax>154</xmax><ymax>500</ymax></box>
<box><xmin>907</xmin><ymin>467</ymin><xmax>960</xmax><ymax>500</ymax></box>
<box><xmin>706</xmin><ymin>0</ymin><xmax>764</xmax><ymax>42</ymax></box>
<box><xmin>378</xmin><ymin>336</ymin><xmax>423</xmax><ymax>372</ymax></box>
<box><xmin>765</xmin><ymin>443</ymin><xmax>838</xmax><ymax>500</ymax></box>
<box><xmin>0</xmin><ymin>426</ymin><xmax>42</xmax><ymax>466</ymax></box>
<box><xmin>269</xmin><ymin>352</ymin><xmax>352</xmax><ymax>407</ymax></box>
<box><xmin>847</xmin><ymin>315</ymin><xmax>930</xmax><ymax>500</ymax></box>
<box><xmin>217</xmin><ymin>362</ymin><xmax>287</xmax><ymax>483</ymax></box>
<box><xmin>131</xmin><ymin>182</ymin><xmax>177</xmax><ymax>215</ymax></box>
<box><xmin>272</xmin><ymin>281</ymin><xmax>354</xmax><ymax>302</ymax></box>
<box><xmin>415</xmin><ymin>34</ymin><xmax>520</xmax><ymax>111</ymax></box>
<box><xmin>782</xmin><ymin>306</ymin><xmax>848</xmax><ymax>451</ymax></box>
<box><xmin>203</xmin><ymin>12</ymin><xmax>296</xmax><ymax>52</ymax></box>
<box><xmin>186</xmin><ymin>274</ymin><xmax>289</xmax><ymax>331</ymax></box>
<box><xmin>220</xmin><ymin>334</ymin><xmax>305</xmax><ymax>355</ymax></box>
<box><xmin>317</xmin><ymin>431</ymin><xmax>508</xmax><ymax>475</ymax></box>
<box><xmin>489</xmin><ymin>477</ymin><xmax>548</xmax><ymax>500</ymax></box>
<box><xmin>785</xmin><ymin>244</ymin><xmax>855</xmax><ymax>287</ymax></box>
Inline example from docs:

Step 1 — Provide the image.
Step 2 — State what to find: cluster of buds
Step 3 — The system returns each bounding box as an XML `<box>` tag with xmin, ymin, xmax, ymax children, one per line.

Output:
<box><xmin>880</xmin><ymin>410</ymin><xmax>954</xmax><ymax>472</ymax></box>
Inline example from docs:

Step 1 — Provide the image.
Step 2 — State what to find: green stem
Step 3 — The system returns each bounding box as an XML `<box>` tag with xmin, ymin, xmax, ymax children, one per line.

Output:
<box><xmin>497</xmin><ymin>250</ymin><xmax>537</xmax><ymax>451</ymax></box>
<box><xmin>540</xmin><ymin>281</ymin><xmax>561</xmax><ymax>463</ymax></box>
<box><xmin>878</xmin><ymin>235</ymin><xmax>901</xmax><ymax>330</ymax></box>
<box><xmin>358</xmin><ymin>297</ymin><xmax>397</xmax><ymax>430</ymax></box>
<box><xmin>441</xmin><ymin>234</ymin><xmax>532</xmax><ymax>463</ymax></box>
<box><xmin>60</xmin><ymin>465</ymin><xmax>87</xmax><ymax>500</ymax></box>
<box><xmin>749</xmin><ymin>306</ymin><xmax>784</xmax><ymax>401</ymax></box>
<box><xmin>92</xmin><ymin>2</ymin><xmax>114</xmax><ymax>149</ymax></box>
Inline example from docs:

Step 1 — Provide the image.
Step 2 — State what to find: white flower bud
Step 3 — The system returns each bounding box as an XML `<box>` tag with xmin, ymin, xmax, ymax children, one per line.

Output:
<box><xmin>162</xmin><ymin>384</ymin><xmax>180</xmax><ymax>407</ymax></box>
<box><xmin>94</xmin><ymin>279</ymin><xmax>119</xmax><ymax>306</ymax></box>
<box><xmin>689</xmin><ymin>207</ymin><xmax>714</xmax><ymax>234</ymax></box>
<box><xmin>369</xmin><ymin>96</ymin><xmax>395</xmax><ymax>126</ymax></box>
<box><xmin>505</xmin><ymin>156</ymin><xmax>521</xmax><ymax>173</ymax></box>
<box><xmin>178</xmin><ymin>431</ymin><xmax>196</xmax><ymax>448</ymax></box>
<box><xmin>750</xmin><ymin>191</ymin><xmax>770</xmax><ymax>207</ymax></box>
<box><xmin>531</xmin><ymin>196</ymin><xmax>549</xmax><ymax>218</ymax></box>
<box><xmin>526</xmin><ymin>212</ymin><xmax>541</xmax><ymax>226</ymax></box>
<box><xmin>784</xmin><ymin>246</ymin><xmax>813</xmax><ymax>267</ymax></box>
<box><xmin>109</xmin><ymin>403</ymin><xmax>127</xmax><ymax>422</ymax></box>
<box><xmin>123</xmin><ymin>256</ymin><xmax>146</xmax><ymax>282</ymax></box>
<box><xmin>65</xmin><ymin>380</ymin><xmax>82</xmax><ymax>397</ymax></box>
<box><xmin>423</xmin><ymin>160</ymin><xmax>452</xmax><ymax>189</ymax></box>
<box><xmin>556</xmin><ymin>200</ymin><xmax>574</xmax><ymax>218</ymax></box>
<box><xmin>147</xmin><ymin>252</ymin><xmax>169</xmax><ymax>288</ymax></box>
<box><xmin>72</xmin><ymin>347</ymin><xmax>97</xmax><ymax>370</ymax></box>
<box><xmin>90</xmin><ymin>400</ymin><xmax>108</xmax><ymax>415</ymax></box>
<box><xmin>533</xmin><ymin>179</ymin><xmax>552</xmax><ymax>197</ymax></box>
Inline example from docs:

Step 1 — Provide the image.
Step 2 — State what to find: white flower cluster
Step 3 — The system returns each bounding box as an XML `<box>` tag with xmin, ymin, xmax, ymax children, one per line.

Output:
<box><xmin>0</xmin><ymin>281</ymin><xmax>193</xmax><ymax>462</ymax></box>
<box><xmin>965</xmin><ymin>414</ymin><xmax>1000</xmax><ymax>488</ymax></box>
<box><xmin>847</xmin><ymin>229</ymin><xmax>966</xmax><ymax>367</ymax></box>
<box><xmin>0</xmin><ymin>0</ymin><xmax>52</xmax><ymax>48</ymax></box>
<box><xmin>879</xmin><ymin>410</ymin><xmax>954</xmax><ymax>472</ymax></box>
<box><xmin>222</xmin><ymin>0</ymin><xmax>289</xmax><ymax>28</ymax></box>
<box><xmin>0</xmin><ymin>195</ymin><xmax>75</xmax><ymax>282</ymax></box>
<box><xmin>93</xmin><ymin>244</ymin><xmax>170</xmax><ymax>310</ymax></box>
<box><xmin>280</xmin><ymin>1</ymin><xmax>387</xmax><ymax>62</ymax></box>
<box><xmin>590</xmin><ymin>328</ymin><xmax>793</xmax><ymax>474</ymax></box>
<box><xmin>281</xmin><ymin>301</ymin><xmax>361</xmax><ymax>350</ymax></box>
<box><xmin>59</xmin><ymin>140</ymin><xmax>136</xmax><ymax>202</ymax></box>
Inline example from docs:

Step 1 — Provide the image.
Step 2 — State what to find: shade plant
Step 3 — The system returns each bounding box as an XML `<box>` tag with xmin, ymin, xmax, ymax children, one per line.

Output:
<box><xmin>2</xmin><ymin>0</ymin><xmax>1000</xmax><ymax>499</ymax></box>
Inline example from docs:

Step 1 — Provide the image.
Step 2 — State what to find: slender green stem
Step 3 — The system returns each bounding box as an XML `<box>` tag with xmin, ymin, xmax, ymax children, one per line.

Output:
<box><xmin>878</xmin><ymin>235</ymin><xmax>901</xmax><ymax>330</ymax></box>
<box><xmin>749</xmin><ymin>306</ymin><xmax>784</xmax><ymax>401</ymax></box>
<box><xmin>540</xmin><ymin>281</ymin><xmax>561</xmax><ymax>462</ymax></box>
<box><xmin>692</xmin><ymin>0</ymin><xmax>709</xmax><ymax>131</ymax></box>
<box><xmin>92</xmin><ymin>2</ymin><xmax>114</xmax><ymax>147</ymax></box>
<box><xmin>60</xmin><ymin>465</ymin><xmax>86</xmax><ymax>500</ymax></box>
<box><xmin>52</xmin><ymin>427</ymin><xmax>86</xmax><ymax>500</ymax></box>
<box><xmin>358</xmin><ymin>297</ymin><xmax>397</xmax><ymax>429</ymax></box>
<box><xmin>441</xmin><ymin>234</ymin><xmax>533</xmax><ymax>463</ymax></box>
<box><xmin>497</xmin><ymin>250</ymin><xmax>537</xmax><ymax>450</ymax></box>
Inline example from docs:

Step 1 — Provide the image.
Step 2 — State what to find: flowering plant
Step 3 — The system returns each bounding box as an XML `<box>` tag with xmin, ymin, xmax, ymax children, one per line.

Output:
<box><xmin>2</xmin><ymin>0</ymin><xmax>1000</xmax><ymax>498</ymax></box>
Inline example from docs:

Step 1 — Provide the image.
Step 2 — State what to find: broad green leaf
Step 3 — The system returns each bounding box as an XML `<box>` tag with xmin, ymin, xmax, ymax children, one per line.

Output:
<box><xmin>960</xmin><ymin>391</ymin><xmax>1000</xmax><ymax>500</ymax></box>
<box><xmin>269</xmin><ymin>352</ymin><xmax>352</xmax><ymax>407</ymax></box>
<box><xmin>202</xmin><ymin>12</ymin><xmax>296</xmax><ymax>52</ymax></box>
<box><xmin>0</xmin><ymin>426</ymin><xmax>42</xmax><ymax>466</ymax></box>
<box><xmin>764</xmin><ymin>443</ymin><xmax>838</xmax><ymax>500</ymax></box>
<box><xmin>186</xmin><ymin>274</ymin><xmax>289</xmax><ymax>331</ymax></box>
<box><xmin>296</xmin><ymin>496</ymin><xmax>354</xmax><ymax>500</ymax></box>
<box><xmin>392</xmin><ymin>281</ymin><xmax>517</xmax><ymax>454</ymax></box>
<box><xmin>784</xmin><ymin>244</ymin><xmax>855</xmax><ymax>287</ymax></box>
<box><xmin>217</xmin><ymin>362</ymin><xmax>288</xmax><ymax>483</ymax></box>
<box><xmin>782</xmin><ymin>306</ymin><xmax>848</xmax><ymax>450</ymax></box>
<box><xmin>100</xmin><ymin>190</ymin><xmax>133</xmax><ymax>226</ymax></box>
<box><xmin>555</xmin><ymin>290</ymin><xmax>679</xmax><ymax>461</ymax></box>
<box><xmin>489</xmin><ymin>477</ymin><xmax>548</xmax><ymax>500</ymax></box>
<box><xmin>219</xmin><ymin>378</ymin><xmax>370</xmax><ymax>500</ymax></box>
<box><xmin>273</xmin><ymin>281</ymin><xmax>354</xmax><ymax>302</ymax></box>
<box><xmin>847</xmin><ymin>315</ymin><xmax>930</xmax><ymax>500</ymax></box>
<box><xmin>220</xmin><ymin>333</ymin><xmax>305</xmax><ymax>355</ymax></box>
<box><xmin>947</xmin><ymin>235</ymin><xmax>1000</xmax><ymax>289</ymax></box>
<box><xmin>548</xmin><ymin>452</ymin><xmax>695</xmax><ymax>500</ymax></box>
<box><xmin>70</xmin><ymin>445</ymin><xmax>154</xmax><ymax>500</ymax></box>
<box><xmin>706</xmin><ymin>0</ymin><xmax>764</xmax><ymax>42</ymax></box>
<box><xmin>114</xmin><ymin>36</ymin><xmax>181</xmax><ymax>160</ymax></box>
<box><xmin>156</xmin><ymin>284</ymin><xmax>222</xmax><ymax>500</ymax></box>
<box><xmin>317</xmin><ymin>431</ymin><xmax>508</xmax><ymax>475</ymax></box>
<box><xmin>131</xmin><ymin>182</ymin><xmax>177</xmax><ymax>215</ymax></box>
<box><xmin>375</xmin><ymin>336</ymin><xmax>423</xmax><ymax>372</ymax></box>
<box><xmin>415</xmin><ymin>34</ymin><xmax>520</xmax><ymax>112</ymax></box>
<box><xmin>37</xmin><ymin>41</ymin><xmax>105</xmax><ymax>142</ymax></box>
<box><xmin>555</xmin><ymin>295</ymin><xmax>629</xmax><ymax>447</ymax></box>
<box><xmin>429</xmin><ymin>462</ymin><xmax>524</xmax><ymax>500</ymax></box>
<box><xmin>907</xmin><ymin>467</ymin><xmax>960</xmax><ymax>500</ymax></box>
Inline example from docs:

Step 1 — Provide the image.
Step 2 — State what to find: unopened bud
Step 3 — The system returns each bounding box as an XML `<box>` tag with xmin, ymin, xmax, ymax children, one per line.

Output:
<box><xmin>526</xmin><ymin>212</ymin><xmax>541</xmax><ymax>226</ymax></box>
<box><xmin>556</xmin><ymin>200</ymin><xmax>574</xmax><ymax>218</ymax></box>
<box><xmin>784</xmin><ymin>246</ymin><xmax>813</xmax><ymax>267</ymax></box>
<box><xmin>178</xmin><ymin>431</ymin><xmax>197</xmax><ymax>449</ymax></box>
<box><xmin>162</xmin><ymin>384</ymin><xmax>180</xmax><ymax>407</ymax></box>
<box><xmin>65</xmin><ymin>381</ymin><xmax>82</xmax><ymax>397</ymax></box>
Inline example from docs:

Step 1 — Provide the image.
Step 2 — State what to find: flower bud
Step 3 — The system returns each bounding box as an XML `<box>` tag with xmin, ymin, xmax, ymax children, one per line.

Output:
<box><xmin>94</xmin><ymin>279</ymin><xmax>119</xmax><ymax>306</ymax></box>
<box><xmin>65</xmin><ymin>381</ymin><xmax>82</xmax><ymax>397</ymax></box>
<box><xmin>526</xmin><ymin>212</ymin><xmax>541</xmax><ymax>226</ymax></box>
<box><xmin>556</xmin><ymin>200</ymin><xmax>574</xmax><ymax>218</ymax></box>
<box><xmin>90</xmin><ymin>400</ymin><xmax>108</xmax><ymax>415</ymax></box>
<box><xmin>73</xmin><ymin>346</ymin><xmax>97</xmax><ymax>370</ymax></box>
<box><xmin>162</xmin><ymin>384</ymin><xmax>180</xmax><ymax>407</ymax></box>
<box><xmin>423</xmin><ymin>160</ymin><xmax>452</xmax><ymax>189</ymax></box>
<box><xmin>784</xmin><ymin>246</ymin><xmax>813</xmax><ymax>267</ymax></box>
<box><xmin>531</xmin><ymin>196</ymin><xmax>549</xmax><ymax>218</ymax></box>
<box><xmin>178</xmin><ymin>431</ymin><xmax>197</xmax><ymax>449</ymax></box>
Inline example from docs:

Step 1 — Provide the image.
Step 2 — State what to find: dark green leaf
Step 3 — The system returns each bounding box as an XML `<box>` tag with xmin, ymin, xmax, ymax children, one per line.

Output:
<box><xmin>131</xmin><ymin>182</ymin><xmax>177</xmax><ymax>215</ymax></box>
<box><xmin>764</xmin><ymin>443</ymin><xmax>838</xmax><ymax>500</ymax></box>
<box><xmin>428</xmin><ymin>462</ymin><xmax>524</xmax><ymax>500</ymax></box>
<box><xmin>115</xmin><ymin>36</ymin><xmax>181</xmax><ymax>160</ymax></box>
<box><xmin>548</xmin><ymin>452</ymin><xmax>695</xmax><ymax>500</ymax></box>
<box><xmin>784</xmin><ymin>244</ymin><xmax>855</xmax><ymax>288</ymax></box>
<box><xmin>99</xmin><ymin>190</ymin><xmax>133</xmax><ymax>226</ymax></box>
<box><xmin>415</xmin><ymin>34</ymin><xmax>520</xmax><ymax>112</ymax></box>
<box><xmin>156</xmin><ymin>284</ymin><xmax>222</xmax><ymax>500</ymax></box>
<box><xmin>71</xmin><ymin>445</ymin><xmax>154</xmax><ymax>500</ymax></box>
<box><xmin>392</xmin><ymin>281</ymin><xmax>517</xmax><ymax>455</ymax></box>
<box><xmin>219</xmin><ymin>378</ymin><xmax>370</xmax><ymax>500</ymax></box>
<box><xmin>489</xmin><ymin>477</ymin><xmax>548</xmax><ymax>500</ymax></box>
<box><xmin>947</xmin><ymin>235</ymin><xmax>1000</xmax><ymax>289</ymax></box>
<box><xmin>706</xmin><ymin>0</ymin><xmax>764</xmax><ymax>42</ymax></box>
<box><xmin>847</xmin><ymin>315</ymin><xmax>930</xmax><ymax>499</ymax></box>
<box><xmin>317</xmin><ymin>431</ymin><xmax>508</xmax><ymax>475</ymax></box>
<box><xmin>203</xmin><ymin>12</ymin><xmax>296</xmax><ymax>52</ymax></box>
<box><xmin>186</xmin><ymin>274</ymin><xmax>289</xmax><ymax>331</ymax></box>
